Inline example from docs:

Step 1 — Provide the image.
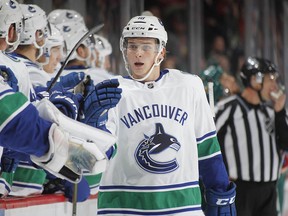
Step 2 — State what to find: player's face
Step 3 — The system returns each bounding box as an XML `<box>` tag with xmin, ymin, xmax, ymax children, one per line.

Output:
<box><xmin>126</xmin><ymin>38</ymin><xmax>161</xmax><ymax>81</ymax></box>
<box><xmin>43</xmin><ymin>46</ymin><xmax>62</xmax><ymax>73</ymax></box>
<box><xmin>104</xmin><ymin>55</ymin><xmax>111</xmax><ymax>71</ymax></box>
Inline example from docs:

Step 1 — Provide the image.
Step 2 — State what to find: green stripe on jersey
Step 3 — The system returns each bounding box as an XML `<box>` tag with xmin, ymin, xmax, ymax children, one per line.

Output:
<box><xmin>197</xmin><ymin>136</ymin><xmax>221</xmax><ymax>157</ymax></box>
<box><xmin>13</xmin><ymin>166</ymin><xmax>46</xmax><ymax>185</ymax></box>
<box><xmin>98</xmin><ymin>186</ymin><xmax>201</xmax><ymax>210</ymax></box>
<box><xmin>0</xmin><ymin>92</ymin><xmax>28</xmax><ymax>125</ymax></box>
<box><xmin>84</xmin><ymin>173</ymin><xmax>102</xmax><ymax>186</ymax></box>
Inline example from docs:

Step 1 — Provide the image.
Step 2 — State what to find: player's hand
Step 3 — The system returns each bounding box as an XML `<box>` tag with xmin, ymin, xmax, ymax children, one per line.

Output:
<box><xmin>49</xmin><ymin>91</ymin><xmax>81</xmax><ymax>120</ymax></box>
<box><xmin>47</xmin><ymin>72</ymin><xmax>85</xmax><ymax>91</ymax></box>
<box><xmin>205</xmin><ymin>182</ymin><xmax>236</xmax><ymax>216</ymax></box>
<box><xmin>79</xmin><ymin>79</ymin><xmax>122</xmax><ymax>127</ymax></box>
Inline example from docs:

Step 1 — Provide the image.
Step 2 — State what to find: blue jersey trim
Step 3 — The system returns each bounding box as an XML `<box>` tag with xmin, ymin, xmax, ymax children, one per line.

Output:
<box><xmin>12</xmin><ymin>182</ymin><xmax>43</xmax><ymax>190</ymax></box>
<box><xmin>98</xmin><ymin>206</ymin><xmax>202</xmax><ymax>215</ymax></box>
<box><xmin>196</xmin><ymin>131</ymin><xmax>216</xmax><ymax>142</ymax></box>
<box><xmin>0</xmin><ymin>88</ymin><xmax>14</xmax><ymax>97</ymax></box>
<box><xmin>100</xmin><ymin>181</ymin><xmax>198</xmax><ymax>191</ymax></box>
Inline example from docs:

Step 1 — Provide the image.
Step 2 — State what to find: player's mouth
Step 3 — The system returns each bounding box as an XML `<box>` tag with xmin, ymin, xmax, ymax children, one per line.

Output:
<box><xmin>134</xmin><ymin>62</ymin><xmax>144</xmax><ymax>68</ymax></box>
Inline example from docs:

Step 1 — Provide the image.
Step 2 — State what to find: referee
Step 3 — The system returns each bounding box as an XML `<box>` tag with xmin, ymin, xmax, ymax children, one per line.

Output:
<box><xmin>215</xmin><ymin>57</ymin><xmax>288</xmax><ymax>216</ymax></box>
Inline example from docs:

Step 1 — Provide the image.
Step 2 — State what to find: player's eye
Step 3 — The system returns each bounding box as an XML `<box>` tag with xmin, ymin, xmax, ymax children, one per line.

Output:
<box><xmin>142</xmin><ymin>45</ymin><xmax>153</xmax><ymax>52</ymax></box>
<box><xmin>127</xmin><ymin>44</ymin><xmax>138</xmax><ymax>51</ymax></box>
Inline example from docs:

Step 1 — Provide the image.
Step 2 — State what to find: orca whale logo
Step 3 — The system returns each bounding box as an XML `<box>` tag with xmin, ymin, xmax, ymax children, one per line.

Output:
<box><xmin>134</xmin><ymin>123</ymin><xmax>181</xmax><ymax>174</ymax></box>
<box><xmin>63</xmin><ymin>26</ymin><xmax>71</xmax><ymax>32</ymax></box>
<box><xmin>9</xmin><ymin>0</ymin><xmax>16</xmax><ymax>9</ymax></box>
<box><xmin>66</xmin><ymin>12</ymin><xmax>73</xmax><ymax>19</ymax></box>
<box><xmin>28</xmin><ymin>6</ymin><xmax>36</xmax><ymax>13</ymax></box>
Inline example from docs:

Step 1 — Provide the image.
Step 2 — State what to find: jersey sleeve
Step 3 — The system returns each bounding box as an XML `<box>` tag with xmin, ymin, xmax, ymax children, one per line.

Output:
<box><xmin>193</xmin><ymin>76</ymin><xmax>229</xmax><ymax>192</ymax></box>
<box><xmin>0</xmin><ymin>81</ymin><xmax>51</xmax><ymax>157</ymax></box>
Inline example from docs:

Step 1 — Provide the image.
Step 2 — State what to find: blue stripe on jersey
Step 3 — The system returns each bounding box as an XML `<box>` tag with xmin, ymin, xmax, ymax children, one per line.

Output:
<box><xmin>100</xmin><ymin>181</ymin><xmax>198</xmax><ymax>191</ymax></box>
<box><xmin>0</xmin><ymin>179</ymin><xmax>11</xmax><ymax>192</ymax></box>
<box><xmin>196</xmin><ymin>130</ymin><xmax>216</xmax><ymax>142</ymax></box>
<box><xmin>0</xmin><ymin>88</ymin><xmax>14</xmax><ymax>97</ymax></box>
<box><xmin>12</xmin><ymin>182</ymin><xmax>43</xmax><ymax>190</ymax></box>
<box><xmin>98</xmin><ymin>206</ymin><xmax>202</xmax><ymax>215</ymax></box>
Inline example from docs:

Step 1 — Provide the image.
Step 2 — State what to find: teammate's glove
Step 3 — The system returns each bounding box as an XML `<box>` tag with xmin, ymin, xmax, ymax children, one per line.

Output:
<box><xmin>34</xmin><ymin>86</ymin><xmax>50</xmax><ymax>100</ymax></box>
<box><xmin>0</xmin><ymin>65</ymin><xmax>18</xmax><ymax>92</ymax></box>
<box><xmin>30</xmin><ymin>124</ymin><xmax>107</xmax><ymax>183</ymax></box>
<box><xmin>49</xmin><ymin>91</ymin><xmax>81</xmax><ymax>120</ymax></box>
<box><xmin>79</xmin><ymin>79</ymin><xmax>122</xmax><ymax>127</ymax></box>
<box><xmin>47</xmin><ymin>72</ymin><xmax>85</xmax><ymax>91</ymax></box>
<box><xmin>48</xmin><ymin>79</ymin><xmax>82</xmax><ymax>120</ymax></box>
<box><xmin>205</xmin><ymin>182</ymin><xmax>236</xmax><ymax>216</ymax></box>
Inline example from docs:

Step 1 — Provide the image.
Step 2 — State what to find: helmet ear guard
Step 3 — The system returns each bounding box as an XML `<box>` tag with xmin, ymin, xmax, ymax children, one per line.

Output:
<box><xmin>0</xmin><ymin>0</ymin><xmax>23</xmax><ymax>52</ymax></box>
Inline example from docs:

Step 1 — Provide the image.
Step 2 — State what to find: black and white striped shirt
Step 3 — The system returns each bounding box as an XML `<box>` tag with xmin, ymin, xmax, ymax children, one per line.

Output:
<box><xmin>215</xmin><ymin>94</ymin><xmax>288</xmax><ymax>182</ymax></box>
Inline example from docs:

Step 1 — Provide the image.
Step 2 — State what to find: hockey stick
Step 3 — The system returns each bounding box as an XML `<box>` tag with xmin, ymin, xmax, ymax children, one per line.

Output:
<box><xmin>47</xmin><ymin>23</ymin><xmax>104</xmax><ymax>92</ymax></box>
<box><xmin>72</xmin><ymin>183</ymin><xmax>78</xmax><ymax>216</ymax></box>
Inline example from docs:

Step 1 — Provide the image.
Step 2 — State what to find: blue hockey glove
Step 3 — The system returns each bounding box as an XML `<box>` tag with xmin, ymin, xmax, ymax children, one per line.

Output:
<box><xmin>48</xmin><ymin>80</ymin><xmax>82</xmax><ymax>120</ymax></box>
<box><xmin>49</xmin><ymin>91</ymin><xmax>81</xmax><ymax>120</ymax></box>
<box><xmin>47</xmin><ymin>72</ymin><xmax>85</xmax><ymax>91</ymax></box>
<box><xmin>205</xmin><ymin>182</ymin><xmax>236</xmax><ymax>216</ymax></box>
<box><xmin>34</xmin><ymin>86</ymin><xmax>50</xmax><ymax>100</ymax></box>
<box><xmin>79</xmin><ymin>79</ymin><xmax>122</xmax><ymax>128</ymax></box>
<box><xmin>0</xmin><ymin>65</ymin><xmax>18</xmax><ymax>92</ymax></box>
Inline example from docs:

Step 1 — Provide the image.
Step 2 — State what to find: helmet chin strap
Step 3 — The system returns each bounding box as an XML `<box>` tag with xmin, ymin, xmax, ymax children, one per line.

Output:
<box><xmin>76</xmin><ymin>47</ymin><xmax>92</xmax><ymax>67</ymax></box>
<box><xmin>125</xmin><ymin>50</ymin><xmax>163</xmax><ymax>82</ymax></box>
<box><xmin>5</xmin><ymin>34</ymin><xmax>20</xmax><ymax>53</ymax></box>
<box><xmin>34</xmin><ymin>41</ymin><xmax>46</xmax><ymax>60</ymax></box>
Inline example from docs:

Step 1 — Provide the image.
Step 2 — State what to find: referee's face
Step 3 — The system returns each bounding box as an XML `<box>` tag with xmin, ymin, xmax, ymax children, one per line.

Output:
<box><xmin>260</xmin><ymin>73</ymin><xmax>279</xmax><ymax>101</ymax></box>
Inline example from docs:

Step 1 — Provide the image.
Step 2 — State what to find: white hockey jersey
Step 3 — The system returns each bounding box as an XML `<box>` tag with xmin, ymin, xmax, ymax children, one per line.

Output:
<box><xmin>0</xmin><ymin>52</ymin><xmax>33</xmax><ymax>100</ymax></box>
<box><xmin>12</xmin><ymin>54</ymin><xmax>51</xmax><ymax>87</ymax></box>
<box><xmin>98</xmin><ymin>69</ymin><xmax>223</xmax><ymax>215</ymax></box>
<box><xmin>0</xmin><ymin>53</ymin><xmax>46</xmax><ymax>197</ymax></box>
<box><xmin>0</xmin><ymin>52</ymin><xmax>41</xmax><ymax>196</ymax></box>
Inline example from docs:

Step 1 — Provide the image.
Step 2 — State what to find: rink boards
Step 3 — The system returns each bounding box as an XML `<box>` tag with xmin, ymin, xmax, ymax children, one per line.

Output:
<box><xmin>0</xmin><ymin>194</ymin><xmax>98</xmax><ymax>216</ymax></box>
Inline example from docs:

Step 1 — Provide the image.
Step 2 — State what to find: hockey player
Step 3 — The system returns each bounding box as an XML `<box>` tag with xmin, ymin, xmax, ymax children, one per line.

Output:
<box><xmin>95</xmin><ymin>15</ymin><xmax>236</xmax><ymax>215</ymax></box>
<box><xmin>0</xmin><ymin>1</ymin><xmax>121</xmax><ymax>201</ymax></box>
<box><xmin>48</xmin><ymin>9</ymin><xmax>113</xmax><ymax>84</ymax></box>
<box><xmin>92</xmin><ymin>34</ymin><xmax>113</xmax><ymax>72</ymax></box>
<box><xmin>37</xmin><ymin>23</ymin><xmax>65</xmax><ymax>76</ymax></box>
<box><xmin>13</xmin><ymin>3</ymin><xmax>51</xmax><ymax>88</ymax></box>
<box><xmin>0</xmin><ymin>0</ymin><xmax>119</xmax><ymax>201</ymax></box>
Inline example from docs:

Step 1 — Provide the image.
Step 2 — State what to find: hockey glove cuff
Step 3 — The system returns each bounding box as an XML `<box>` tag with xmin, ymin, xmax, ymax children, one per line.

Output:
<box><xmin>205</xmin><ymin>182</ymin><xmax>236</xmax><ymax>216</ymax></box>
